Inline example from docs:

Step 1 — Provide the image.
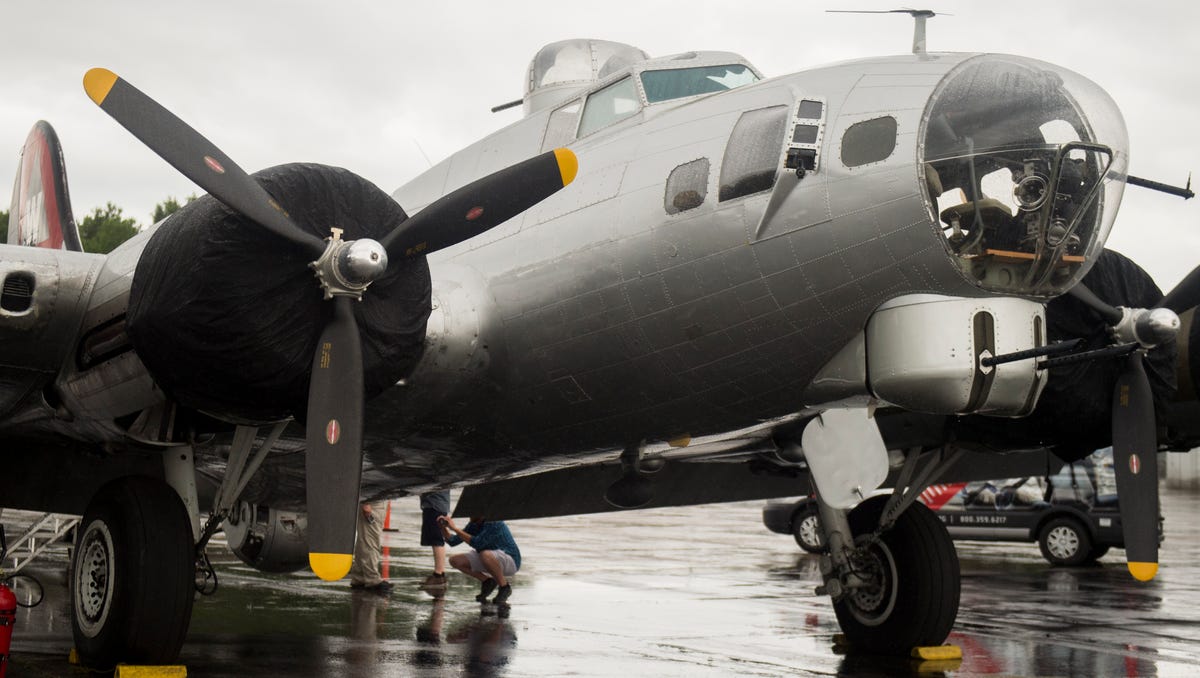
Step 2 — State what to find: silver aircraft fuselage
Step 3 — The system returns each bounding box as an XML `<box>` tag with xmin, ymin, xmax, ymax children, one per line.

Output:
<box><xmin>362</xmin><ymin>49</ymin><xmax>1124</xmax><ymax>483</ymax></box>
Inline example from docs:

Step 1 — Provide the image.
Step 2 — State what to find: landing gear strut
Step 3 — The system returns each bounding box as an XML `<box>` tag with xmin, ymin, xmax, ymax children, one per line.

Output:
<box><xmin>801</xmin><ymin>409</ymin><xmax>962</xmax><ymax>655</ymax></box>
<box><xmin>71</xmin><ymin>476</ymin><xmax>195</xmax><ymax>667</ymax></box>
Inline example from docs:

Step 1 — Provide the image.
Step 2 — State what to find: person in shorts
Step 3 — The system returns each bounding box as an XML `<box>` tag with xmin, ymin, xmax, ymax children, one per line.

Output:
<box><xmin>439</xmin><ymin>514</ymin><xmax>521</xmax><ymax>605</ymax></box>
<box><xmin>420</xmin><ymin>490</ymin><xmax>451</xmax><ymax>590</ymax></box>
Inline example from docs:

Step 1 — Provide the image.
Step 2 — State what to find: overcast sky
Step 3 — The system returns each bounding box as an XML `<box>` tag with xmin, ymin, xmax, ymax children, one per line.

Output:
<box><xmin>3</xmin><ymin>1</ymin><xmax>1197</xmax><ymax>289</ymax></box>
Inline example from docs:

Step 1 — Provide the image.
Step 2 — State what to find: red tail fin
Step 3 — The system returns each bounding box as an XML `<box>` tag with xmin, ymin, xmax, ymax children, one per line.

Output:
<box><xmin>7</xmin><ymin>121</ymin><xmax>83</xmax><ymax>251</ymax></box>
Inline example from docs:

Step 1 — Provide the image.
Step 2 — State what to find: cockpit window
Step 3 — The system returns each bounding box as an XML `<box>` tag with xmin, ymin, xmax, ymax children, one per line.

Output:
<box><xmin>578</xmin><ymin>77</ymin><xmax>640</xmax><ymax>137</ymax></box>
<box><xmin>542</xmin><ymin>100</ymin><xmax>581</xmax><ymax>151</ymax></box>
<box><xmin>640</xmin><ymin>64</ymin><xmax>759</xmax><ymax>104</ymax></box>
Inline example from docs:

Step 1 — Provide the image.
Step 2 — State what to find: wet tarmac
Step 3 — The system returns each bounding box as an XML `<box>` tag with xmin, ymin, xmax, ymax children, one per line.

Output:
<box><xmin>6</xmin><ymin>486</ymin><xmax>1200</xmax><ymax>676</ymax></box>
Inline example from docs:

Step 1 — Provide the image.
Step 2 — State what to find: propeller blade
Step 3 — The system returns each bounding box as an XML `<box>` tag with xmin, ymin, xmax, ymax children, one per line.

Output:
<box><xmin>304</xmin><ymin>296</ymin><xmax>366</xmax><ymax>580</ymax></box>
<box><xmin>381</xmin><ymin>148</ymin><xmax>577</xmax><ymax>260</ymax></box>
<box><xmin>83</xmin><ymin>68</ymin><xmax>324</xmax><ymax>255</ymax></box>
<box><xmin>1157</xmin><ymin>265</ymin><xmax>1200</xmax><ymax>315</ymax></box>
<box><xmin>1068</xmin><ymin>282</ymin><xmax>1124</xmax><ymax>325</ymax></box>
<box><xmin>1110</xmin><ymin>351</ymin><xmax>1160</xmax><ymax>581</ymax></box>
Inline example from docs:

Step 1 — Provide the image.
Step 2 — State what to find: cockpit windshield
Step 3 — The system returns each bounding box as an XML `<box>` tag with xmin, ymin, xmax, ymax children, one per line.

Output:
<box><xmin>640</xmin><ymin>64</ymin><xmax>758</xmax><ymax>104</ymax></box>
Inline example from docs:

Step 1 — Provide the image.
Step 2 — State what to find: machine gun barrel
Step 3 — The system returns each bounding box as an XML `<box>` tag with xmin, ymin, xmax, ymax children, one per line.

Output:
<box><xmin>981</xmin><ymin>339</ymin><xmax>1083</xmax><ymax>367</ymax></box>
<box><xmin>1126</xmin><ymin>174</ymin><xmax>1194</xmax><ymax>199</ymax></box>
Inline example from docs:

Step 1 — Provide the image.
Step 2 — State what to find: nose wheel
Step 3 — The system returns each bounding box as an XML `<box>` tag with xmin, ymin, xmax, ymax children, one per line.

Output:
<box><xmin>826</xmin><ymin>495</ymin><xmax>960</xmax><ymax>655</ymax></box>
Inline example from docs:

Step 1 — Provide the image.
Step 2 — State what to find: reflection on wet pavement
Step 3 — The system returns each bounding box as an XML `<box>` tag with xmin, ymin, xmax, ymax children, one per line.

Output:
<box><xmin>7</xmin><ymin>487</ymin><xmax>1200</xmax><ymax>676</ymax></box>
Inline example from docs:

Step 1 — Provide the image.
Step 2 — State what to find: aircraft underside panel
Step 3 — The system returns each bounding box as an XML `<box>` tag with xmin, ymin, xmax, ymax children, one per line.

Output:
<box><xmin>0</xmin><ymin>441</ymin><xmax>165</xmax><ymax>514</ymax></box>
<box><xmin>453</xmin><ymin>460</ymin><xmax>812</xmax><ymax>521</ymax></box>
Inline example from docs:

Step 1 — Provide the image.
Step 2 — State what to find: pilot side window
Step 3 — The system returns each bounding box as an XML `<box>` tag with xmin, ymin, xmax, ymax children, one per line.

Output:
<box><xmin>542</xmin><ymin>100</ymin><xmax>581</xmax><ymax>151</ymax></box>
<box><xmin>664</xmin><ymin>158</ymin><xmax>710</xmax><ymax>214</ymax></box>
<box><xmin>719</xmin><ymin>105</ymin><xmax>788</xmax><ymax>202</ymax></box>
<box><xmin>578</xmin><ymin>77</ymin><xmax>640</xmax><ymax>138</ymax></box>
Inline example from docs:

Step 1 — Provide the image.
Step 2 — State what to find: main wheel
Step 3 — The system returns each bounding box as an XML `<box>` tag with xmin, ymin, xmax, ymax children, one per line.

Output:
<box><xmin>1038</xmin><ymin>516</ymin><xmax>1092</xmax><ymax>566</ymax></box>
<box><xmin>71</xmin><ymin>476</ymin><xmax>195</xmax><ymax>667</ymax></box>
<box><xmin>832</xmin><ymin>495</ymin><xmax>960</xmax><ymax>655</ymax></box>
<box><xmin>792</xmin><ymin>507</ymin><xmax>825</xmax><ymax>554</ymax></box>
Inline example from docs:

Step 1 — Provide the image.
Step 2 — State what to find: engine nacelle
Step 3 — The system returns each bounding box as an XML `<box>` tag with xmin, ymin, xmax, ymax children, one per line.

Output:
<box><xmin>867</xmin><ymin>294</ymin><xmax>1047</xmax><ymax>416</ymax></box>
<box><xmin>804</xmin><ymin>294</ymin><xmax>1047</xmax><ymax>417</ymax></box>
<box><xmin>224</xmin><ymin>503</ymin><xmax>309</xmax><ymax>574</ymax></box>
<box><xmin>126</xmin><ymin>163</ymin><xmax>431</xmax><ymax>423</ymax></box>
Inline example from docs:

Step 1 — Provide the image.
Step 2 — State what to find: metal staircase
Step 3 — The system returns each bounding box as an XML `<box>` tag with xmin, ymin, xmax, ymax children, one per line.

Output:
<box><xmin>1</xmin><ymin>511</ymin><xmax>80</xmax><ymax>574</ymax></box>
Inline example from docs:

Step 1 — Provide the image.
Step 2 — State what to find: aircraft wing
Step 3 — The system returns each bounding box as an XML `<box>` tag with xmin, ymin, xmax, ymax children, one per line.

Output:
<box><xmin>453</xmin><ymin>443</ymin><xmax>1063</xmax><ymax>521</ymax></box>
<box><xmin>454</xmin><ymin>459</ymin><xmax>811</xmax><ymax>521</ymax></box>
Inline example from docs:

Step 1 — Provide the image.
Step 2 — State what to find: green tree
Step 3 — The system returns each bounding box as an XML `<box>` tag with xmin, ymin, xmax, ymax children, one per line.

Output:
<box><xmin>151</xmin><ymin>193</ymin><xmax>198</xmax><ymax>224</ymax></box>
<box><xmin>78</xmin><ymin>202</ymin><xmax>139</xmax><ymax>254</ymax></box>
<box><xmin>0</xmin><ymin>208</ymin><xmax>8</xmax><ymax>244</ymax></box>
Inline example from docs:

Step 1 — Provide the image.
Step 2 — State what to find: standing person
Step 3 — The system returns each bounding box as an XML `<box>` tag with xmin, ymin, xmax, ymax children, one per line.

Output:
<box><xmin>439</xmin><ymin>514</ymin><xmax>521</xmax><ymax>605</ymax></box>
<box><xmin>420</xmin><ymin>490</ymin><xmax>451</xmax><ymax>590</ymax></box>
<box><xmin>349</xmin><ymin>501</ymin><xmax>392</xmax><ymax>593</ymax></box>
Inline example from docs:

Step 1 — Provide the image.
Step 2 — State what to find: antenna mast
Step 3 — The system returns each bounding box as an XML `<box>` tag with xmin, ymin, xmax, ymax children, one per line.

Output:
<box><xmin>827</xmin><ymin>8</ymin><xmax>945</xmax><ymax>55</ymax></box>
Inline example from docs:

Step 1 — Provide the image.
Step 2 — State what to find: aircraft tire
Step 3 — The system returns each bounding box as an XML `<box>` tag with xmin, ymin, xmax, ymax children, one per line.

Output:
<box><xmin>70</xmin><ymin>475</ymin><xmax>195</xmax><ymax>667</ymax></box>
<box><xmin>1037</xmin><ymin>516</ymin><xmax>1092</xmax><ymax>566</ymax></box>
<box><xmin>832</xmin><ymin>495</ymin><xmax>960</xmax><ymax>655</ymax></box>
<box><xmin>792</xmin><ymin>507</ymin><xmax>825</xmax><ymax>554</ymax></box>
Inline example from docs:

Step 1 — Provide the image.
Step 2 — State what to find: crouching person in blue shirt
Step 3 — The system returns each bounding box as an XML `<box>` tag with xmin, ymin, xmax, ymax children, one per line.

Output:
<box><xmin>438</xmin><ymin>514</ymin><xmax>521</xmax><ymax>604</ymax></box>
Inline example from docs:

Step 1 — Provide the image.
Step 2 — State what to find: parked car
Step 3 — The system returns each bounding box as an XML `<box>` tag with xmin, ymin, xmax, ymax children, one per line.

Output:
<box><xmin>762</xmin><ymin>448</ymin><xmax>1159</xmax><ymax>565</ymax></box>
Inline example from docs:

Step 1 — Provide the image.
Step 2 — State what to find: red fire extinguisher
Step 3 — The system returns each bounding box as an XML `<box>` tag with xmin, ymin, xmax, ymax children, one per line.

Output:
<box><xmin>0</xmin><ymin>581</ymin><xmax>16</xmax><ymax>678</ymax></box>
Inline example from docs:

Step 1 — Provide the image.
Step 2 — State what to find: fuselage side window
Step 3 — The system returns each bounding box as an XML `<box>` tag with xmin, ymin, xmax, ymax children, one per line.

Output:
<box><xmin>841</xmin><ymin>116</ymin><xmax>898</xmax><ymax>168</ymax></box>
<box><xmin>664</xmin><ymin>158</ymin><xmax>710</xmax><ymax>215</ymax></box>
<box><xmin>542</xmin><ymin>100</ymin><xmax>581</xmax><ymax>151</ymax></box>
<box><xmin>578</xmin><ymin>77</ymin><xmax>640</xmax><ymax>138</ymax></box>
<box><xmin>718</xmin><ymin>105</ymin><xmax>788</xmax><ymax>202</ymax></box>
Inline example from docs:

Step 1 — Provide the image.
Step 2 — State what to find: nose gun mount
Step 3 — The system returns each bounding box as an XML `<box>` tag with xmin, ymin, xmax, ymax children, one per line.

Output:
<box><xmin>920</xmin><ymin>55</ymin><xmax>1129</xmax><ymax>298</ymax></box>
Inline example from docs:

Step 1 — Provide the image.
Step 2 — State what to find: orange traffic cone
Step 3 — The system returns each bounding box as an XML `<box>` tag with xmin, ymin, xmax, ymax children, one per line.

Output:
<box><xmin>382</xmin><ymin>500</ymin><xmax>398</xmax><ymax>532</ymax></box>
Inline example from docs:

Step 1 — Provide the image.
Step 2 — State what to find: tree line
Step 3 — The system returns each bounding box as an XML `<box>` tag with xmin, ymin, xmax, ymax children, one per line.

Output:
<box><xmin>0</xmin><ymin>195</ymin><xmax>196</xmax><ymax>253</ymax></box>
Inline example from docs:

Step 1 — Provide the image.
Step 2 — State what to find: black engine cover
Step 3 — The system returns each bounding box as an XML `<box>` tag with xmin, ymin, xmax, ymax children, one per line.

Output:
<box><xmin>127</xmin><ymin>163</ymin><xmax>431</xmax><ymax>422</ymax></box>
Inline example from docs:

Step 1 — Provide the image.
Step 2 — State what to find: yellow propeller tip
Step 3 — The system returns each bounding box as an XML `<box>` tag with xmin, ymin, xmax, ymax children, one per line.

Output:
<box><xmin>83</xmin><ymin>68</ymin><xmax>118</xmax><ymax>105</ymax></box>
<box><xmin>1128</xmin><ymin>561</ymin><xmax>1158</xmax><ymax>581</ymax></box>
<box><xmin>309</xmin><ymin>552</ymin><xmax>353</xmax><ymax>581</ymax></box>
<box><xmin>553</xmin><ymin>148</ymin><xmax>578</xmax><ymax>186</ymax></box>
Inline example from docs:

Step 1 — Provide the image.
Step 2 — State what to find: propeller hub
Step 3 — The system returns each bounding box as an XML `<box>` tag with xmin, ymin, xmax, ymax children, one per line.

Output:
<box><xmin>309</xmin><ymin>231</ymin><xmax>389</xmax><ymax>300</ymax></box>
<box><xmin>338</xmin><ymin>238</ymin><xmax>389</xmax><ymax>285</ymax></box>
<box><xmin>1112</xmin><ymin>306</ymin><xmax>1180</xmax><ymax>348</ymax></box>
<box><xmin>1136</xmin><ymin>307</ymin><xmax>1181</xmax><ymax>347</ymax></box>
